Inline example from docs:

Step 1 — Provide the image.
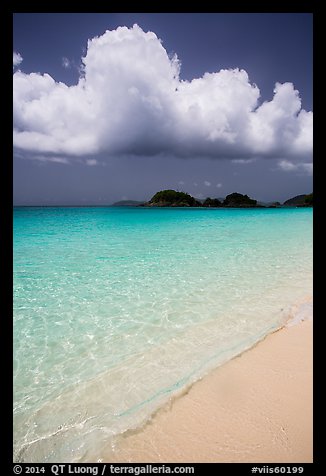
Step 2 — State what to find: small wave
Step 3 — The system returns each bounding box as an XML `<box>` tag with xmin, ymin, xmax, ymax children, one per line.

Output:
<box><xmin>284</xmin><ymin>296</ymin><xmax>313</xmax><ymax>327</ymax></box>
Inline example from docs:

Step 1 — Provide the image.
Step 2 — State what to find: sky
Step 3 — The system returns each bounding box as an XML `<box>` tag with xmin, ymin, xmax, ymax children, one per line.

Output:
<box><xmin>13</xmin><ymin>13</ymin><xmax>313</xmax><ymax>205</ymax></box>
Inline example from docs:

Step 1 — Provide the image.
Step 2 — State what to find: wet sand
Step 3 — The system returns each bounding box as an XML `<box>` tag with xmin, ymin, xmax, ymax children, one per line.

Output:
<box><xmin>104</xmin><ymin>319</ymin><xmax>312</xmax><ymax>463</ymax></box>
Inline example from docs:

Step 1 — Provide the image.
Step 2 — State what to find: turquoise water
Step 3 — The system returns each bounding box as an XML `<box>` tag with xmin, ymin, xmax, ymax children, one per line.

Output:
<box><xmin>13</xmin><ymin>207</ymin><xmax>313</xmax><ymax>462</ymax></box>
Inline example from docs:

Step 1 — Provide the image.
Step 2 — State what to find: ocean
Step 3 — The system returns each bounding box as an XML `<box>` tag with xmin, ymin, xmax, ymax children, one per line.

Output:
<box><xmin>13</xmin><ymin>206</ymin><xmax>313</xmax><ymax>462</ymax></box>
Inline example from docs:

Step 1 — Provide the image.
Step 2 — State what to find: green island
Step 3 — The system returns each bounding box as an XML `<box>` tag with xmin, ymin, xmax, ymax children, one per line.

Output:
<box><xmin>118</xmin><ymin>190</ymin><xmax>313</xmax><ymax>208</ymax></box>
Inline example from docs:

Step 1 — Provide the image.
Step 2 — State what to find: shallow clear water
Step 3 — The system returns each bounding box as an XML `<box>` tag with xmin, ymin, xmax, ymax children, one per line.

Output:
<box><xmin>13</xmin><ymin>207</ymin><xmax>313</xmax><ymax>462</ymax></box>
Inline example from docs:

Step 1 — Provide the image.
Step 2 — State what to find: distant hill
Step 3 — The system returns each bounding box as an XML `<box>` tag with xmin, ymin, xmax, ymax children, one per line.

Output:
<box><xmin>283</xmin><ymin>193</ymin><xmax>313</xmax><ymax>207</ymax></box>
<box><xmin>202</xmin><ymin>197</ymin><xmax>222</xmax><ymax>207</ymax></box>
<box><xmin>223</xmin><ymin>192</ymin><xmax>257</xmax><ymax>207</ymax></box>
<box><xmin>146</xmin><ymin>190</ymin><xmax>201</xmax><ymax>207</ymax></box>
<box><xmin>145</xmin><ymin>190</ymin><xmax>262</xmax><ymax>208</ymax></box>
<box><xmin>304</xmin><ymin>193</ymin><xmax>313</xmax><ymax>206</ymax></box>
<box><xmin>111</xmin><ymin>200</ymin><xmax>145</xmax><ymax>207</ymax></box>
<box><xmin>112</xmin><ymin>191</ymin><xmax>313</xmax><ymax>209</ymax></box>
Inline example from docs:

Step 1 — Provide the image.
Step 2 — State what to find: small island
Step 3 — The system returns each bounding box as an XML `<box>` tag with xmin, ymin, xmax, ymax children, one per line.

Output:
<box><xmin>112</xmin><ymin>191</ymin><xmax>313</xmax><ymax>208</ymax></box>
<box><xmin>142</xmin><ymin>190</ymin><xmax>259</xmax><ymax>207</ymax></box>
<box><xmin>283</xmin><ymin>193</ymin><xmax>313</xmax><ymax>207</ymax></box>
<box><xmin>138</xmin><ymin>190</ymin><xmax>313</xmax><ymax>208</ymax></box>
<box><xmin>145</xmin><ymin>190</ymin><xmax>202</xmax><ymax>207</ymax></box>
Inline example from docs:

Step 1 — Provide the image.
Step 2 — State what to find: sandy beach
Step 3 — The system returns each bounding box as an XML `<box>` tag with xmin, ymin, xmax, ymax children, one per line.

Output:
<box><xmin>104</xmin><ymin>318</ymin><xmax>312</xmax><ymax>463</ymax></box>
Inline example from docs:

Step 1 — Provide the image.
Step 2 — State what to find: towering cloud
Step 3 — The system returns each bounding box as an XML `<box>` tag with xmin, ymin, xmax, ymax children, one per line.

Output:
<box><xmin>13</xmin><ymin>24</ymin><xmax>312</xmax><ymax>164</ymax></box>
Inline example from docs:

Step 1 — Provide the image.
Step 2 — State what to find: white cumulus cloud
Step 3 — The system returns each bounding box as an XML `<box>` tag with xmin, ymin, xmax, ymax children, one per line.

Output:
<box><xmin>204</xmin><ymin>181</ymin><xmax>211</xmax><ymax>186</ymax></box>
<box><xmin>13</xmin><ymin>24</ymin><xmax>313</xmax><ymax>165</ymax></box>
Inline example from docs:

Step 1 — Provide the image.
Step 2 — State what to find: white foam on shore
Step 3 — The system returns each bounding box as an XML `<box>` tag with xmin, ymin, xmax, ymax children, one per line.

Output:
<box><xmin>285</xmin><ymin>297</ymin><xmax>313</xmax><ymax>327</ymax></box>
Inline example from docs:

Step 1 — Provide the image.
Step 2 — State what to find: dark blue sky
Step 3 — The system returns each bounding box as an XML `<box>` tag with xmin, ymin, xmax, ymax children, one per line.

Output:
<box><xmin>13</xmin><ymin>13</ymin><xmax>313</xmax><ymax>205</ymax></box>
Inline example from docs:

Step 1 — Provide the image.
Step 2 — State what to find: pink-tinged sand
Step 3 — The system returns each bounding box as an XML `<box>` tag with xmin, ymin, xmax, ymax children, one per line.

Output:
<box><xmin>104</xmin><ymin>320</ymin><xmax>312</xmax><ymax>463</ymax></box>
